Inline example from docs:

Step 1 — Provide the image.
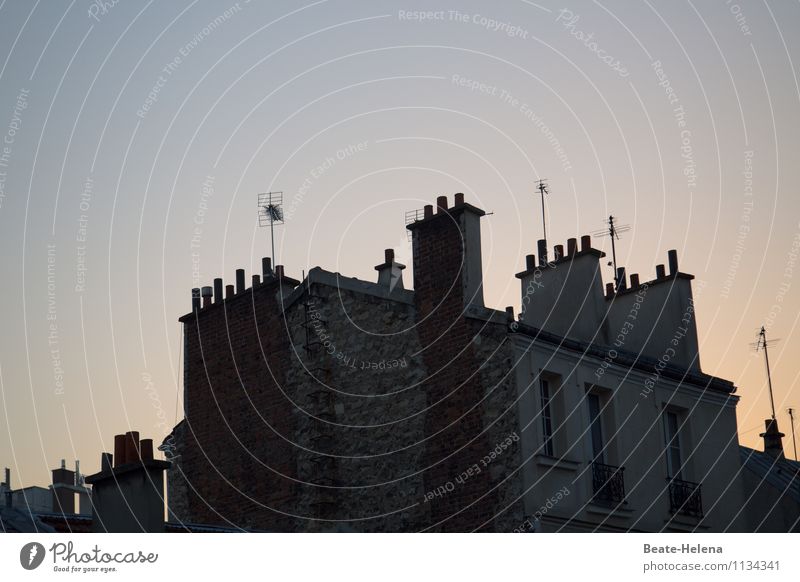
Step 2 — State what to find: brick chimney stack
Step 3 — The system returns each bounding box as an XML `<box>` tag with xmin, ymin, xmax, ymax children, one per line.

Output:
<box><xmin>406</xmin><ymin>193</ymin><xmax>486</xmax><ymax>310</ymax></box>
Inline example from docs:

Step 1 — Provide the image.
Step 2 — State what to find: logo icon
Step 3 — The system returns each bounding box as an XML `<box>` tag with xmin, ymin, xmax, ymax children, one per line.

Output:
<box><xmin>20</xmin><ymin>542</ymin><xmax>46</xmax><ymax>570</ymax></box>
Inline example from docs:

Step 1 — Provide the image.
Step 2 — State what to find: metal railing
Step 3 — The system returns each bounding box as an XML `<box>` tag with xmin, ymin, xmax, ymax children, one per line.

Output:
<box><xmin>667</xmin><ymin>477</ymin><xmax>703</xmax><ymax>518</ymax></box>
<box><xmin>592</xmin><ymin>462</ymin><xmax>626</xmax><ymax>504</ymax></box>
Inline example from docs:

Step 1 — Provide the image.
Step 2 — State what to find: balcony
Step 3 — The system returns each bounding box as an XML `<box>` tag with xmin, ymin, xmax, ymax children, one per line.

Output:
<box><xmin>591</xmin><ymin>462</ymin><xmax>626</xmax><ymax>504</ymax></box>
<box><xmin>667</xmin><ymin>477</ymin><xmax>703</xmax><ymax>518</ymax></box>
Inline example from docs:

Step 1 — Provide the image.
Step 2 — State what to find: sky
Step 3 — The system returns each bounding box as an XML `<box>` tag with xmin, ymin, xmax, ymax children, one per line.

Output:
<box><xmin>0</xmin><ymin>0</ymin><xmax>799</xmax><ymax>489</ymax></box>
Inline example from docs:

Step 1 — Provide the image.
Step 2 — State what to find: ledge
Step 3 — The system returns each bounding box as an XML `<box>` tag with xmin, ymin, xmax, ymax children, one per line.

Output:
<box><xmin>534</xmin><ymin>454</ymin><xmax>582</xmax><ymax>472</ymax></box>
<box><xmin>586</xmin><ymin>501</ymin><xmax>635</xmax><ymax>519</ymax></box>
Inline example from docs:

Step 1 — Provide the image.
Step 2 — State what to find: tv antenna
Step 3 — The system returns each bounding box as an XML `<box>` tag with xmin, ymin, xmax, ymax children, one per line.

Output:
<box><xmin>258</xmin><ymin>192</ymin><xmax>284</xmax><ymax>269</ymax></box>
<box><xmin>788</xmin><ymin>407</ymin><xmax>798</xmax><ymax>461</ymax></box>
<box><xmin>535</xmin><ymin>179</ymin><xmax>549</xmax><ymax>242</ymax></box>
<box><xmin>591</xmin><ymin>215</ymin><xmax>630</xmax><ymax>291</ymax></box>
<box><xmin>752</xmin><ymin>326</ymin><xmax>781</xmax><ymax>420</ymax></box>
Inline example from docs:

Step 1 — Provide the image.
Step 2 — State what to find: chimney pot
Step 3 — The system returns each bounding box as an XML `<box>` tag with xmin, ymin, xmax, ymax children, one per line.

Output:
<box><xmin>537</xmin><ymin>239</ymin><xmax>548</xmax><ymax>267</ymax></box>
<box><xmin>252</xmin><ymin>274</ymin><xmax>260</xmax><ymax>287</ymax></box>
<box><xmin>580</xmin><ymin>235</ymin><xmax>591</xmax><ymax>252</ymax></box>
<box><xmin>201</xmin><ymin>286</ymin><xmax>213</xmax><ymax>307</ymax></box>
<box><xmin>554</xmin><ymin>245</ymin><xmax>564</xmax><ymax>260</ymax></box>
<box><xmin>505</xmin><ymin>306</ymin><xmax>515</xmax><ymax>323</ymax></box>
<box><xmin>436</xmin><ymin>196</ymin><xmax>448</xmax><ymax>213</ymax></box>
<box><xmin>191</xmin><ymin>288</ymin><xmax>201</xmax><ymax>312</ymax></box>
<box><xmin>101</xmin><ymin>453</ymin><xmax>113</xmax><ymax>473</ymax></box>
<box><xmin>567</xmin><ymin>238</ymin><xmax>578</xmax><ymax>256</ymax></box>
<box><xmin>656</xmin><ymin>264</ymin><xmax>666</xmax><ymax>279</ymax></box>
<box><xmin>525</xmin><ymin>254</ymin><xmax>536</xmax><ymax>270</ymax></box>
<box><xmin>225</xmin><ymin>284</ymin><xmax>234</xmax><ymax>299</ymax></box>
<box><xmin>423</xmin><ymin>204</ymin><xmax>433</xmax><ymax>219</ymax></box>
<box><xmin>668</xmin><ymin>250</ymin><xmax>679</xmax><ymax>275</ymax></box>
<box><xmin>113</xmin><ymin>434</ymin><xmax>126</xmax><ymax>467</ymax></box>
<box><xmin>616</xmin><ymin>267</ymin><xmax>627</xmax><ymax>291</ymax></box>
<box><xmin>606</xmin><ymin>282</ymin><xmax>615</xmax><ymax>297</ymax></box>
<box><xmin>213</xmin><ymin>278</ymin><xmax>223</xmax><ymax>303</ymax></box>
<box><xmin>275</xmin><ymin>265</ymin><xmax>285</xmax><ymax>278</ymax></box>
<box><xmin>262</xmin><ymin>257</ymin><xmax>272</xmax><ymax>278</ymax></box>
<box><xmin>454</xmin><ymin>192</ymin><xmax>465</xmax><ymax>206</ymax></box>
<box><xmin>630</xmin><ymin>273</ymin><xmax>640</xmax><ymax>288</ymax></box>
<box><xmin>236</xmin><ymin>269</ymin><xmax>245</xmax><ymax>293</ymax></box>
<box><xmin>385</xmin><ymin>249</ymin><xmax>394</xmax><ymax>263</ymax></box>
<box><xmin>124</xmin><ymin>431</ymin><xmax>140</xmax><ymax>464</ymax></box>
<box><xmin>139</xmin><ymin>439</ymin><xmax>154</xmax><ymax>461</ymax></box>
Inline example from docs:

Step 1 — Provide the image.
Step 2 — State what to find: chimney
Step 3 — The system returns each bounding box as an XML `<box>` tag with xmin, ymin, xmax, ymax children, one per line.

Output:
<box><xmin>553</xmin><ymin>245</ymin><xmax>564</xmax><ymax>261</ymax></box>
<box><xmin>616</xmin><ymin>267</ymin><xmax>627</xmax><ymax>291</ymax></box>
<box><xmin>226</xmin><ymin>284</ymin><xmax>234</xmax><ymax>299</ymax></box>
<box><xmin>656</xmin><ymin>264</ymin><xmax>666</xmax><ymax>279</ymax></box>
<box><xmin>630</xmin><ymin>273</ymin><xmax>640</xmax><ymax>288</ymax></box>
<box><xmin>252</xmin><ymin>274</ymin><xmax>261</xmax><ymax>287</ymax></box>
<box><xmin>375</xmin><ymin>248</ymin><xmax>406</xmax><ymax>291</ymax></box>
<box><xmin>581</xmin><ymin>235</ymin><xmax>591</xmax><ymax>252</ymax></box>
<box><xmin>51</xmin><ymin>461</ymin><xmax>76</xmax><ymax>514</ymax></box>
<box><xmin>537</xmin><ymin>239</ymin><xmax>548</xmax><ymax>267</ymax></box>
<box><xmin>214</xmin><ymin>278</ymin><xmax>223</xmax><ymax>303</ymax></box>
<box><xmin>525</xmin><ymin>254</ymin><xmax>536</xmax><ymax>271</ymax></box>
<box><xmin>85</xmin><ymin>431</ymin><xmax>171</xmax><ymax>532</ymax></box>
<box><xmin>191</xmin><ymin>288</ymin><xmax>200</xmax><ymax>312</ymax></box>
<box><xmin>567</xmin><ymin>237</ymin><xmax>577</xmax><ymax>257</ymax></box>
<box><xmin>668</xmin><ymin>250</ymin><xmax>679</xmax><ymax>276</ymax></box>
<box><xmin>407</xmin><ymin>194</ymin><xmax>486</xmax><ymax>308</ymax></box>
<box><xmin>760</xmin><ymin>418</ymin><xmax>785</xmax><ymax>460</ymax></box>
<box><xmin>201</xmin><ymin>286</ymin><xmax>213</xmax><ymax>307</ymax></box>
<box><xmin>262</xmin><ymin>257</ymin><xmax>273</xmax><ymax>279</ymax></box>
<box><xmin>606</xmin><ymin>282</ymin><xmax>615</xmax><ymax>298</ymax></box>
<box><xmin>3</xmin><ymin>468</ymin><xmax>10</xmax><ymax>509</ymax></box>
<box><xmin>236</xmin><ymin>269</ymin><xmax>246</xmax><ymax>293</ymax></box>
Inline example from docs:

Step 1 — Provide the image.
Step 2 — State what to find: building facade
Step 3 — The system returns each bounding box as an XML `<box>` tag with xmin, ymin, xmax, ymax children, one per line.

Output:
<box><xmin>162</xmin><ymin>193</ymin><xmax>792</xmax><ymax>532</ymax></box>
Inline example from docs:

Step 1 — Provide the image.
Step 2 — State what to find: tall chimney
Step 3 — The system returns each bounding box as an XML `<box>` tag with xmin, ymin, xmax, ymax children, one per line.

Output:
<box><xmin>567</xmin><ymin>237</ymin><xmax>578</xmax><ymax>257</ymax></box>
<box><xmin>236</xmin><ymin>269</ymin><xmax>246</xmax><ymax>293</ymax></box>
<box><xmin>191</xmin><ymin>288</ymin><xmax>200</xmax><ymax>312</ymax></box>
<box><xmin>262</xmin><ymin>257</ymin><xmax>273</xmax><ymax>278</ymax></box>
<box><xmin>213</xmin><ymin>278</ymin><xmax>223</xmax><ymax>303</ymax></box>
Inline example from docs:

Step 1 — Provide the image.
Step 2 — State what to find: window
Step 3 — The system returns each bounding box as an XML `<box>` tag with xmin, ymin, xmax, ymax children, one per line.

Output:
<box><xmin>539</xmin><ymin>378</ymin><xmax>554</xmax><ymax>456</ymax></box>
<box><xmin>663</xmin><ymin>411</ymin><xmax>683</xmax><ymax>479</ymax></box>
<box><xmin>587</xmin><ymin>393</ymin><xmax>604</xmax><ymax>463</ymax></box>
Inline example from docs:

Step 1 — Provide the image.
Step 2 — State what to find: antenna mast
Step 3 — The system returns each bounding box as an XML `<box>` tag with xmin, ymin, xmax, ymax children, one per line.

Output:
<box><xmin>757</xmin><ymin>326</ymin><xmax>777</xmax><ymax>420</ymax></box>
<box><xmin>591</xmin><ymin>216</ymin><xmax>630</xmax><ymax>291</ymax></box>
<box><xmin>258</xmin><ymin>192</ymin><xmax>284</xmax><ymax>270</ymax></box>
<box><xmin>536</xmin><ymin>179</ymin><xmax>548</xmax><ymax>242</ymax></box>
<box><xmin>788</xmin><ymin>407</ymin><xmax>798</xmax><ymax>461</ymax></box>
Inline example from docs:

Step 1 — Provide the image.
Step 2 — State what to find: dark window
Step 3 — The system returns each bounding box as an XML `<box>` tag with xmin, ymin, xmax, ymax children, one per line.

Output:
<box><xmin>587</xmin><ymin>393</ymin><xmax>604</xmax><ymax>463</ymax></box>
<box><xmin>663</xmin><ymin>411</ymin><xmax>683</xmax><ymax>479</ymax></box>
<box><xmin>539</xmin><ymin>378</ymin><xmax>554</xmax><ymax>456</ymax></box>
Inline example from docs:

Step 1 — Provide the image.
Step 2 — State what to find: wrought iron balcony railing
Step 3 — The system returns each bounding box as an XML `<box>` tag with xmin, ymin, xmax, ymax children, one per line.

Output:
<box><xmin>592</xmin><ymin>462</ymin><xmax>626</xmax><ymax>504</ymax></box>
<box><xmin>667</xmin><ymin>477</ymin><xmax>703</xmax><ymax>518</ymax></box>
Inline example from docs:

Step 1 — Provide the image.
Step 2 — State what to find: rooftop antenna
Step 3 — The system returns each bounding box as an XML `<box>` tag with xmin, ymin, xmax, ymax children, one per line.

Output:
<box><xmin>754</xmin><ymin>326</ymin><xmax>780</xmax><ymax>420</ymax></box>
<box><xmin>258</xmin><ymin>192</ymin><xmax>284</xmax><ymax>269</ymax></box>
<box><xmin>536</xmin><ymin>179</ymin><xmax>549</xmax><ymax>242</ymax></box>
<box><xmin>788</xmin><ymin>407</ymin><xmax>798</xmax><ymax>461</ymax></box>
<box><xmin>591</xmin><ymin>215</ymin><xmax>631</xmax><ymax>291</ymax></box>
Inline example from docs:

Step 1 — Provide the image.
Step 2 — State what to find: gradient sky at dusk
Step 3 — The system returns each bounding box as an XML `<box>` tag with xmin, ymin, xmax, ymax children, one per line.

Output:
<box><xmin>1</xmin><ymin>0</ymin><xmax>799</xmax><ymax>488</ymax></box>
